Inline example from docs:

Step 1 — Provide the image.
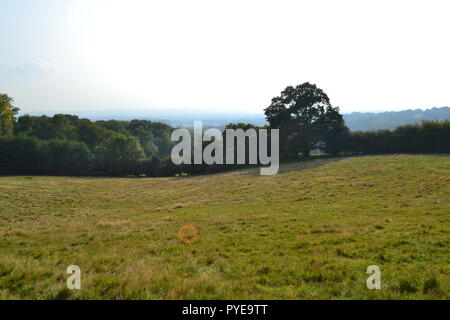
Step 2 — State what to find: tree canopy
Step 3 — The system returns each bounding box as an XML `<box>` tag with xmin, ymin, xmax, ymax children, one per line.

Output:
<box><xmin>1</xmin><ymin>91</ymin><xmax>449</xmax><ymax>177</ymax></box>
<box><xmin>0</xmin><ymin>94</ymin><xmax>20</xmax><ymax>137</ymax></box>
<box><xmin>264</xmin><ymin>82</ymin><xmax>348</xmax><ymax>157</ymax></box>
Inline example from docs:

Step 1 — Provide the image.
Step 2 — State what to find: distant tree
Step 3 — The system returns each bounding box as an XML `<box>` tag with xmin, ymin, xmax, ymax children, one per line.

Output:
<box><xmin>145</xmin><ymin>121</ymin><xmax>173</xmax><ymax>158</ymax></box>
<box><xmin>148</xmin><ymin>155</ymin><xmax>161</xmax><ymax>176</ymax></box>
<box><xmin>157</xmin><ymin>156</ymin><xmax>181</xmax><ymax>177</ymax></box>
<box><xmin>15</xmin><ymin>114</ymin><xmax>79</xmax><ymax>140</ymax></box>
<box><xmin>46</xmin><ymin>114</ymin><xmax>79</xmax><ymax>140</ymax></box>
<box><xmin>126</xmin><ymin>120</ymin><xmax>158</xmax><ymax>156</ymax></box>
<box><xmin>264</xmin><ymin>83</ymin><xmax>347</xmax><ymax>157</ymax></box>
<box><xmin>0</xmin><ymin>94</ymin><xmax>20</xmax><ymax>136</ymax></box>
<box><xmin>76</xmin><ymin>120</ymin><xmax>113</xmax><ymax>149</ymax></box>
<box><xmin>94</xmin><ymin>134</ymin><xmax>145</xmax><ymax>175</ymax></box>
<box><xmin>47</xmin><ymin>139</ymin><xmax>94</xmax><ymax>175</ymax></box>
<box><xmin>0</xmin><ymin>135</ymin><xmax>47</xmax><ymax>174</ymax></box>
<box><xmin>96</xmin><ymin>119</ymin><xmax>173</xmax><ymax>157</ymax></box>
<box><xmin>223</xmin><ymin>123</ymin><xmax>261</xmax><ymax>169</ymax></box>
<box><xmin>322</xmin><ymin>117</ymin><xmax>350</xmax><ymax>156</ymax></box>
<box><xmin>14</xmin><ymin>114</ymin><xmax>36</xmax><ymax>135</ymax></box>
<box><xmin>95</xmin><ymin>120</ymin><xmax>128</xmax><ymax>135</ymax></box>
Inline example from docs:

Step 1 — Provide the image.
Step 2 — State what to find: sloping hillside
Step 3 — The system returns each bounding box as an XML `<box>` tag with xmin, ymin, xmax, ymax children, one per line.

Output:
<box><xmin>344</xmin><ymin>106</ymin><xmax>450</xmax><ymax>131</ymax></box>
<box><xmin>0</xmin><ymin>155</ymin><xmax>448</xmax><ymax>299</ymax></box>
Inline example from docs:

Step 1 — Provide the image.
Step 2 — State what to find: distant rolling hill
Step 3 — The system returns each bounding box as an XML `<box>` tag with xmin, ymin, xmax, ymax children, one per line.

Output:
<box><xmin>126</xmin><ymin>106</ymin><xmax>450</xmax><ymax>131</ymax></box>
<box><xmin>23</xmin><ymin>106</ymin><xmax>450</xmax><ymax>131</ymax></box>
<box><xmin>343</xmin><ymin>106</ymin><xmax>450</xmax><ymax>131</ymax></box>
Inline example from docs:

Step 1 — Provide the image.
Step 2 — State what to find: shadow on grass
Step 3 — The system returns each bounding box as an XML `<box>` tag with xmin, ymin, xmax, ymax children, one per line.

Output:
<box><xmin>243</xmin><ymin>156</ymin><xmax>347</xmax><ymax>176</ymax></box>
<box><xmin>187</xmin><ymin>156</ymin><xmax>348</xmax><ymax>180</ymax></box>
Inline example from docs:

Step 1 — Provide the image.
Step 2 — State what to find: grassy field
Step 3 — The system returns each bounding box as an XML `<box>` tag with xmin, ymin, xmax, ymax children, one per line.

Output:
<box><xmin>0</xmin><ymin>155</ymin><xmax>449</xmax><ymax>299</ymax></box>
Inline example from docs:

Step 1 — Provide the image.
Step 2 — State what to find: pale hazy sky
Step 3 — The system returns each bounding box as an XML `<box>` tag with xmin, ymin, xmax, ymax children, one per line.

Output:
<box><xmin>1</xmin><ymin>0</ymin><xmax>449</xmax><ymax>114</ymax></box>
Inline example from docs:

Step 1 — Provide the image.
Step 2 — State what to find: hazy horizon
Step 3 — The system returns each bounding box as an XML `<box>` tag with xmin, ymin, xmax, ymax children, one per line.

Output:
<box><xmin>18</xmin><ymin>105</ymin><xmax>450</xmax><ymax>118</ymax></box>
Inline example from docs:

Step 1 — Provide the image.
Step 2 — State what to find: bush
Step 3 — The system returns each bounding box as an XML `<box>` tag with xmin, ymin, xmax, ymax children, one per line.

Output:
<box><xmin>47</xmin><ymin>139</ymin><xmax>94</xmax><ymax>175</ymax></box>
<box><xmin>423</xmin><ymin>277</ymin><xmax>439</xmax><ymax>294</ymax></box>
<box><xmin>0</xmin><ymin>136</ymin><xmax>95</xmax><ymax>176</ymax></box>
<box><xmin>397</xmin><ymin>279</ymin><xmax>417</xmax><ymax>294</ymax></box>
<box><xmin>94</xmin><ymin>134</ymin><xmax>145</xmax><ymax>176</ymax></box>
<box><xmin>0</xmin><ymin>135</ymin><xmax>48</xmax><ymax>174</ymax></box>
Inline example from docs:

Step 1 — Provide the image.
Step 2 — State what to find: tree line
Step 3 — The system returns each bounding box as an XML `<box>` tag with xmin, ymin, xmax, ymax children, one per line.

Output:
<box><xmin>345</xmin><ymin>121</ymin><xmax>450</xmax><ymax>154</ymax></box>
<box><xmin>263</xmin><ymin>83</ymin><xmax>449</xmax><ymax>157</ymax></box>
<box><xmin>1</xmin><ymin>85</ymin><xmax>449</xmax><ymax>177</ymax></box>
<box><xmin>0</xmin><ymin>94</ymin><xmax>175</xmax><ymax>176</ymax></box>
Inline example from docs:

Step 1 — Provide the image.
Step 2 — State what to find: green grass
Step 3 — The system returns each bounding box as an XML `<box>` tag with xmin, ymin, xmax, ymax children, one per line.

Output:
<box><xmin>0</xmin><ymin>154</ymin><xmax>449</xmax><ymax>299</ymax></box>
